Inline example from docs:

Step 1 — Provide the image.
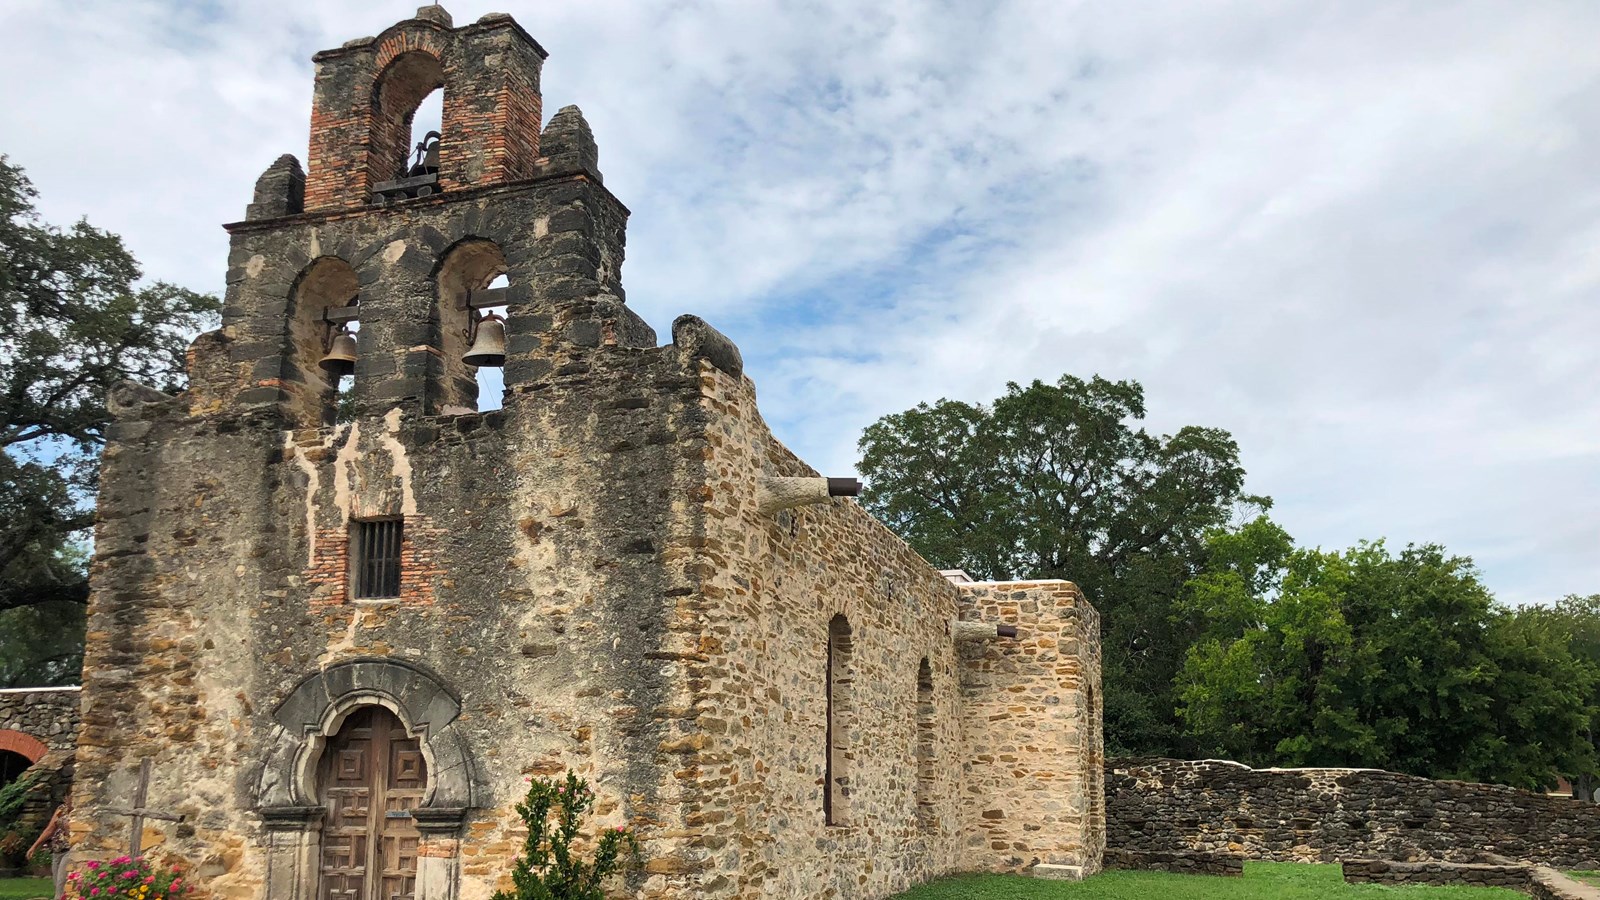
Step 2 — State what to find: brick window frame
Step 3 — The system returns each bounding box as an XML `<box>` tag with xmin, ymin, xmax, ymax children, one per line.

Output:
<box><xmin>351</xmin><ymin>518</ymin><xmax>404</xmax><ymax>600</ymax></box>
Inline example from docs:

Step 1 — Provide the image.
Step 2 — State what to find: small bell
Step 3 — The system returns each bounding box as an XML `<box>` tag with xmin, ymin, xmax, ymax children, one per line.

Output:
<box><xmin>319</xmin><ymin>328</ymin><xmax>358</xmax><ymax>377</ymax></box>
<box><xmin>463</xmin><ymin>313</ymin><xmax>506</xmax><ymax>368</ymax></box>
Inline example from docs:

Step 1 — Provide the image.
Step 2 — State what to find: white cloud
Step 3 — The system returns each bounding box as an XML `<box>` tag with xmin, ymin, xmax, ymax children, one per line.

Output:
<box><xmin>2</xmin><ymin>0</ymin><xmax>1597</xmax><ymax>605</ymax></box>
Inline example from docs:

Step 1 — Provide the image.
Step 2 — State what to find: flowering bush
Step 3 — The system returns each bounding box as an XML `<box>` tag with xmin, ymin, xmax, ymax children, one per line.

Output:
<box><xmin>70</xmin><ymin>855</ymin><xmax>193</xmax><ymax>900</ymax></box>
<box><xmin>491</xmin><ymin>770</ymin><xmax>639</xmax><ymax>900</ymax></box>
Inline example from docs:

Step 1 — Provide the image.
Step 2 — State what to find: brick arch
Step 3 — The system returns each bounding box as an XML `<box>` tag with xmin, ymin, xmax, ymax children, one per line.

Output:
<box><xmin>368</xmin><ymin>48</ymin><xmax>447</xmax><ymax>189</ymax></box>
<box><xmin>0</xmin><ymin>729</ymin><xmax>48</xmax><ymax>763</ymax></box>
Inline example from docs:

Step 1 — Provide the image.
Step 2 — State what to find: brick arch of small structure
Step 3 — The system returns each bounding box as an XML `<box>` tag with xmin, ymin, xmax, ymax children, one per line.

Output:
<box><xmin>0</xmin><ymin>729</ymin><xmax>48</xmax><ymax>764</ymax></box>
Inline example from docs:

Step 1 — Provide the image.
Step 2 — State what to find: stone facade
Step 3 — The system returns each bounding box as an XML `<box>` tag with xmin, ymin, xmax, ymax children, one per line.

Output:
<box><xmin>72</xmin><ymin>8</ymin><xmax>1104</xmax><ymax>900</ymax></box>
<box><xmin>1108</xmin><ymin>757</ymin><xmax>1600</xmax><ymax>870</ymax></box>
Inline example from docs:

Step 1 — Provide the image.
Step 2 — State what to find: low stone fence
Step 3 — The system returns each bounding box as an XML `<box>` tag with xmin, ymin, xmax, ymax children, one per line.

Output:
<box><xmin>1108</xmin><ymin>757</ymin><xmax>1600</xmax><ymax>869</ymax></box>
<box><xmin>1103</xmin><ymin>848</ymin><xmax>1243</xmax><ymax>877</ymax></box>
<box><xmin>1343</xmin><ymin>861</ymin><xmax>1600</xmax><ymax>899</ymax></box>
<box><xmin>1342</xmin><ymin>860</ymin><xmax>1533</xmax><ymax>890</ymax></box>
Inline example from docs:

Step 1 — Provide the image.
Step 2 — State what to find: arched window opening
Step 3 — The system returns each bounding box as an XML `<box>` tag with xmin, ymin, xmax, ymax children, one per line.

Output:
<box><xmin>288</xmin><ymin>258</ymin><xmax>361</xmax><ymax>428</ymax></box>
<box><xmin>369</xmin><ymin>51</ymin><xmax>445</xmax><ymax>204</ymax></box>
<box><xmin>825</xmin><ymin>614</ymin><xmax>853</xmax><ymax>826</ymax></box>
<box><xmin>316</xmin><ymin>705</ymin><xmax>425</xmax><ymax>900</ymax></box>
<box><xmin>434</xmin><ymin>241</ymin><xmax>508</xmax><ymax>415</ymax></box>
<box><xmin>0</xmin><ymin>750</ymin><xmax>31</xmax><ymax>789</ymax></box>
<box><xmin>915</xmin><ymin>657</ymin><xmax>935</xmax><ymax>830</ymax></box>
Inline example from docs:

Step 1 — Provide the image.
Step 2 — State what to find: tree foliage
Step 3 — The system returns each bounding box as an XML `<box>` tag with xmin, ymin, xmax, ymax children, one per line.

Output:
<box><xmin>858</xmin><ymin>374</ymin><xmax>1264</xmax><ymax>754</ymax></box>
<box><xmin>492</xmin><ymin>771</ymin><xmax>638</xmax><ymax>900</ymax></box>
<box><xmin>0</xmin><ymin>156</ymin><xmax>217</xmax><ymax>681</ymax></box>
<box><xmin>1176</xmin><ymin>518</ymin><xmax>1597</xmax><ymax>789</ymax></box>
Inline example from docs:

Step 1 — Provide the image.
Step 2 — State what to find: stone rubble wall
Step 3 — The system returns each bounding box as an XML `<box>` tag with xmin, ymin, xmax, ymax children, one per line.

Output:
<box><xmin>0</xmin><ymin>687</ymin><xmax>81</xmax><ymax>758</ymax></box>
<box><xmin>1343</xmin><ymin>860</ymin><xmax>1600</xmax><ymax>899</ymax></box>
<box><xmin>1108</xmin><ymin>757</ymin><xmax>1600</xmax><ymax>869</ymax></box>
<box><xmin>1341</xmin><ymin>860</ymin><xmax>1534</xmax><ymax>890</ymax></box>
<box><xmin>956</xmin><ymin>581</ymin><xmax>1103</xmax><ymax>878</ymax></box>
<box><xmin>683</xmin><ymin>363</ymin><xmax>1105</xmax><ymax>898</ymax></box>
<box><xmin>1102</xmin><ymin>848</ymin><xmax>1242</xmax><ymax>877</ymax></box>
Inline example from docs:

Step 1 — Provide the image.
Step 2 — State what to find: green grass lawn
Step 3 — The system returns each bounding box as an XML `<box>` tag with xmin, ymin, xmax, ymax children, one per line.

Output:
<box><xmin>0</xmin><ymin>877</ymin><xmax>52</xmax><ymax>900</ymax></box>
<box><xmin>1568</xmin><ymin>870</ymin><xmax>1600</xmax><ymax>888</ymax></box>
<box><xmin>0</xmin><ymin>863</ymin><xmax>1530</xmax><ymax>900</ymax></box>
<box><xmin>894</xmin><ymin>862</ymin><xmax>1524</xmax><ymax>899</ymax></box>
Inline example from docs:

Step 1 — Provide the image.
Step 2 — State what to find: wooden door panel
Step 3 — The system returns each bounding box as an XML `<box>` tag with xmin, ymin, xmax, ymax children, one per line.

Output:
<box><xmin>320</xmin><ymin>707</ymin><xmax>427</xmax><ymax>900</ymax></box>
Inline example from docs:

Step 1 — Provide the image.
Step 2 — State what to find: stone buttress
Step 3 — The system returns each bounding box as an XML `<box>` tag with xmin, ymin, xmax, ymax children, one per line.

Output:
<box><xmin>73</xmin><ymin>7</ymin><xmax>1104</xmax><ymax>900</ymax></box>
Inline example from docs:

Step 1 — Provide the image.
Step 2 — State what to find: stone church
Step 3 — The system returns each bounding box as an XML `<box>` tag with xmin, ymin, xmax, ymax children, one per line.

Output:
<box><xmin>74</xmin><ymin>7</ymin><xmax>1104</xmax><ymax>899</ymax></box>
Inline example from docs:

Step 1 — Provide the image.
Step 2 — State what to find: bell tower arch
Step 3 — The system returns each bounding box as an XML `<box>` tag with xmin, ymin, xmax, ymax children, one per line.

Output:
<box><xmin>194</xmin><ymin>3</ymin><xmax>655</xmax><ymax>426</ymax></box>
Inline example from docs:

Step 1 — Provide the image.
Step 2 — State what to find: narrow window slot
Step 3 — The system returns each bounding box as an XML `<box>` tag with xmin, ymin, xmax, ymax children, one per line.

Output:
<box><xmin>352</xmin><ymin>519</ymin><xmax>403</xmax><ymax>600</ymax></box>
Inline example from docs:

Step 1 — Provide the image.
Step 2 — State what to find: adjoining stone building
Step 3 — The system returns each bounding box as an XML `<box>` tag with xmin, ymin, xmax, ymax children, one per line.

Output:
<box><xmin>73</xmin><ymin>7</ymin><xmax>1104</xmax><ymax>899</ymax></box>
<box><xmin>0</xmin><ymin>687</ymin><xmax>80</xmax><ymax>846</ymax></box>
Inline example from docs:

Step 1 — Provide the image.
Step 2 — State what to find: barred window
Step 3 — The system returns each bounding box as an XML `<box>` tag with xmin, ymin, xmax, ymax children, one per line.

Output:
<box><xmin>352</xmin><ymin>519</ymin><xmax>403</xmax><ymax>600</ymax></box>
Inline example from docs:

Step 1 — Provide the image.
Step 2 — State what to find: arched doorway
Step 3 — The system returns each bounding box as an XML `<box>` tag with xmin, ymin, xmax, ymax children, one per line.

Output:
<box><xmin>0</xmin><ymin>750</ymin><xmax>31</xmax><ymax>788</ymax></box>
<box><xmin>317</xmin><ymin>706</ymin><xmax>426</xmax><ymax>900</ymax></box>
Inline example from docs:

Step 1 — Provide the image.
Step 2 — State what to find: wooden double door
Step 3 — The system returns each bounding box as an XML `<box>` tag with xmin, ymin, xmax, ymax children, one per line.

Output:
<box><xmin>318</xmin><ymin>706</ymin><xmax>426</xmax><ymax>900</ymax></box>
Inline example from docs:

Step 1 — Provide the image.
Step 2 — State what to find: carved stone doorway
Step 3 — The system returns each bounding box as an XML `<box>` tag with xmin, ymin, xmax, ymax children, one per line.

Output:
<box><xmin>317</xmin><ymin>706</ymin><xmax>426</xmax><ymax>900</ymax></box>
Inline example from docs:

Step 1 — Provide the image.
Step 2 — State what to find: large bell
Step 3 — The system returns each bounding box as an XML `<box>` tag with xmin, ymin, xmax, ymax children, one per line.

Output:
<box><xmin>463</xmin><ymin>315</ymin><xmax>507</xmax><ymax>368</ymax></box>
<box><xmin>319</xmin><ymin>330</ymin><xmax>358</xmax><ymax>377</ymax></box>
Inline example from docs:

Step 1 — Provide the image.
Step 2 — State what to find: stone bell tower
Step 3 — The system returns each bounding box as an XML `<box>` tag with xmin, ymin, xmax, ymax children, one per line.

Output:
<box><xmin>74</xmin><ymin>6</ymin><xmax>1104</xmax><ymax>900</ymax></box>
<box><xmin>76</xmin><ymin>7</ymin><xmax>665</xmax><ymax>900</ymax></box>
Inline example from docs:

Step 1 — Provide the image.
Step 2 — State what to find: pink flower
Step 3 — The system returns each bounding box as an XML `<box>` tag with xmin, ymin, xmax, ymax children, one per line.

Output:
<box><xmin>113</xmin><ymin>856</ymin><xmax>131</xmax><ymax>865</ymax></box>
<box><xmin>144</xmin><ymin>875</ymin><xmax>156</xmax><ymax>884</ymax></box>
<box><xmin>86</xmin><ymin>861</ymin><xmax>100</xmax><ymax>870</ymax></box>
<box><xmin>90</xmin><ymin>889</ymin><xmax>100</xmax><ymax>897</ymax></box>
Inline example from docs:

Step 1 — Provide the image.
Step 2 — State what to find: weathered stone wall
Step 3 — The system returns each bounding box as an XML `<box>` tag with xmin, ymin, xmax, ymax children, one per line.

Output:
<box><xmin>675</xmin><ymin>366</ymin><xmax>1105</xmax><ymax>897</ymax></box>
<box><xmin>80</xmin><ymin>342</ymin><xmax>708</xmax><ymax>898</ymax></box>
<box><xmin>957</xmin><ymin>581</ymin><xmax>1103</xmax><ymax>879</ymax></box>
<box><xmin>1108</xmin><ymin>757</ymin><xmax>1600</xmax><ymax>869</ymax></box>
<box><xmin>0</xmin><ymin>687</ymin><xmax>80</xmax><ymax>760</ymax></box>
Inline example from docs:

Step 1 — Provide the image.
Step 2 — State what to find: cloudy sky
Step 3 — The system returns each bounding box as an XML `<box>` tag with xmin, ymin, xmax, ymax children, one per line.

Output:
<box><xmin>3</xmin><ymin>0</ymin><xmax>1597</xmax><ymax>605</ymax></box>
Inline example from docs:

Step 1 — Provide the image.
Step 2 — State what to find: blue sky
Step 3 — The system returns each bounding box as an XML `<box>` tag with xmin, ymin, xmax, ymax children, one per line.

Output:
<box><xmin>3</xmin><ymin>0</ymin><xmax>1598</xmax><ymax>605</ymax></box>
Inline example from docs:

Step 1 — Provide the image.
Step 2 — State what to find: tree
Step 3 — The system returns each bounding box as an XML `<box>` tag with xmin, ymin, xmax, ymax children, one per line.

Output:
<box><xmin>1512</xmin><ymin>594</ymin><xmax>1600</xmax><ymax>797</ymax></box>
<box><xmin>0</xmin><ymin>156</ymin><xmax>217</xmax><ymax>681</ymax></box>
<box><xmin>1177</xmin><ymin>520</ymin><xmax>1597</xmax><ymax>788</ymax></box>
<box><xmin>857</xmin><ymin>374</ymin><xmax>1265</xmax><ymax>754</ymax></box>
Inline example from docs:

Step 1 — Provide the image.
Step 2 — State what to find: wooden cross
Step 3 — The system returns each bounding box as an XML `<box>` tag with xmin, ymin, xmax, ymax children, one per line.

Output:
<box><xmin>107</xmin><ymin>759</ymin><xmax>185</xmax><ymax>857</ymax></box>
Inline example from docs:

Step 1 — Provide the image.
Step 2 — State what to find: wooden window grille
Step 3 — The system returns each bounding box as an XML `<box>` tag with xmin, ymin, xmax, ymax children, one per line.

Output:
<box><xmin>352</xmin><ymin>519</ymin><xmax>403</xmax><ymax>600</ymax></box>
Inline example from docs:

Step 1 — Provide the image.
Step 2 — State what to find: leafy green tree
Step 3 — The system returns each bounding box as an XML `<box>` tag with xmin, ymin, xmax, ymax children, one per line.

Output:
<box><xmin>0</xmin><ymin>156</ymin><xmax>217</xmax><ymax>681</ymax></box>
<box><xmin>1512</xmin><ymin>594</ymin><xmax>1600</xmax><ymax>796</ymax></box>
<box><xmin>857</xmin><ymin>374</ymin><xmax>1265</xmax><ymax>754</ymax></box>
<box><xmin>1177</xmin><ymin>520</ymin><xmax>1597</xmax><ymax>788</ymax></box>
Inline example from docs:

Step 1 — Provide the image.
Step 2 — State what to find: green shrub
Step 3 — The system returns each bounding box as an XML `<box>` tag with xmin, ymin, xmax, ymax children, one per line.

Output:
<box><xmin>0</xmin><ymin>774</ymin><xmax>41</xmax><ymax>866</ymax></box>
<box><xmin>492</xmin><ymin>770</ymin><xmax>639</xmax><ymax>900</ymax></box>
